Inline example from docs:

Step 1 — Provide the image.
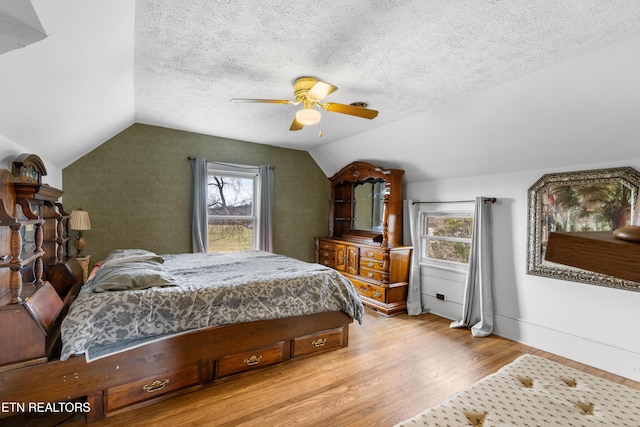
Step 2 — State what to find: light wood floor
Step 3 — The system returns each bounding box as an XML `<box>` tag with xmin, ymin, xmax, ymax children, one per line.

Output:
<box><xmin>11</xmin><ymin>308</ymin><xmax>640</xmax><ymax>426</ymax></box>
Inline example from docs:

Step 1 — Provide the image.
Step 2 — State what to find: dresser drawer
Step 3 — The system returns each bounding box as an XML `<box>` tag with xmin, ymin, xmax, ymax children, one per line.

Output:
<box><xmin>350</xmin><ymin>277</ymin><xmax>387</xmax><ymax>303</ymax></box>
<box><xmin>359</xmin><ymin>268</ymin><xmax>384</xmax><ymax>282</ymax></box>
<box><xmin>216</xmin><ymin>342</ymin><xmax>285</xmax><ymax>378</ymax></box>
<box><xmin>360</xmin><ymin>258</ymin><xmax>386</xmax><ymax>271</ymax></box>
<box><xmin>318</xmin><ymin>240</ymin><xmax>336</xmax><ymax>251</ymax></box>
<box><xmin>292</xmin><ymin>328</ymin><xmax>344</xmax><ymax>357</ymax></box>
<box><xmin>105</xmin><ymin>365</ymin><xmax>200</xmax><ymax>412</ymax></box>
<box><xmin>318</xmin><ymin>249</ymin><xmax>336</xmax><ymax>268</ymax></box>
<box><xmin>360</xmin><ymin>248</ymin><xmax>384</xmax><ymax>261</ymax></box>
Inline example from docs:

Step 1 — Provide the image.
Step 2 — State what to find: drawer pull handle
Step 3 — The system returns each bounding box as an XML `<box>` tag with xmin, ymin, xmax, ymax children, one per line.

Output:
<box><xmin>244</xmin><ymin>355</ymin><xmax>263</xmax><ymax>366</ymax></box>
<box><xmin>143</xmin><ymin>379</ymin><xmax>169</xmax><ymax>393</ymax></box>
<box><xmin>312</xmin><ymin>338</ymin><xmax>327</xmax><ymax>347</ymax></box>
<box><xmin>367</xmin><ymin>272</ymin><xmax>374</xmax><ymax>277</ymax></box>
<box><xmin>374</xmin><ymin>291</ymin><xmax>382</xmax><ymax>298</ymax></box>
<box><xmin>324</xmin><ymin>252</ymin><xmax>330</xmax><ymax>256</ymax></box>
<box><xmin>367</xmin><ymin>262</ymin><xmax>374</xmax><ymax>267</ymax></box>
<box><xmin>359</xmin><ymin>287</ymin><xmax>367</xmax><ymax>293</ymax></box>
<box><xmin>368</xmin><ymin>252</ymin><xmax>375</xmax><ymax>257</ymax></box>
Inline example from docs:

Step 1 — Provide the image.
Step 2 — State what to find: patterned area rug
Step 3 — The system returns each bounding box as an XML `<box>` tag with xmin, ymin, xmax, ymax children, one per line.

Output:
<box><xmin>396</xmin><ymin>354</ymin><xmax>640</xmax><ymax>427</ymax></box>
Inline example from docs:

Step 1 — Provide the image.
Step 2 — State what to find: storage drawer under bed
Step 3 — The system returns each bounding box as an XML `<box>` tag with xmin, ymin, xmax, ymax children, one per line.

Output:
<box><xmin>291</xmin><ymin>327</ymin><xmax>345</xmax><ymax>357</ymax></box>
<box><xmin>216</xmin><ymin>342</ymin><xmax>285</xmax><ymax>378</ymax></box>
<box><xmin>104</xmin><ymin>365</ymin><xmax>201</xmax><ymax>412</ymax></box>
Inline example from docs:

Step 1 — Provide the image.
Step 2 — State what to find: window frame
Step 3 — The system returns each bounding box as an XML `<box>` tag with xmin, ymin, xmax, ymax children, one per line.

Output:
<box><xmin>206</xmin><ymin>163</ymin><xmax>260</xmax><ymax>251</ymax></box>
<box><xmin>419</xmin><ymin>210</ymin><xmax>474</xmax><ymax>271</ymax></box>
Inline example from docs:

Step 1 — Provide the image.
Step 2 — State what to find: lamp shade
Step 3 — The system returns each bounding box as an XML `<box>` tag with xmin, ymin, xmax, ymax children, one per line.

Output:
<box><xmin>69</xmin><ymin>209</ymin><xmax>91</xmax><ymax>231</ymax></box>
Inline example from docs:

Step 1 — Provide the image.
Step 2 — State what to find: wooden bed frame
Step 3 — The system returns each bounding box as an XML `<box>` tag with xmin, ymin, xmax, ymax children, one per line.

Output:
<box><xmin>0</xmin><ymin>310</ymin><xmax>352</xmax><ymax>422</ymax></box>
<box><xmin>0</xmin><ymin>154</ymin><xmax>355</xmax><ymax>422</ymax></box>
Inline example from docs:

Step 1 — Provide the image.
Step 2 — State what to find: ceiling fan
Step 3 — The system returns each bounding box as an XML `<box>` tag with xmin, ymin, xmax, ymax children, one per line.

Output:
<box><xmin>230</xmin><ymin>77</ymin><xmax>378</xmax><ymax>131</ymax></box>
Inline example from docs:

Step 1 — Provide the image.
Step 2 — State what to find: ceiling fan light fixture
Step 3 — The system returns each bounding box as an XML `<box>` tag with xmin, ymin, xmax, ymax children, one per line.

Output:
<box><xmin>231</xmin><ymin>77</ymin><xmax>378</xmax><ymax>131</ymax></box>
<box><xmin>295</xmin><ymin>107</ymin><xmax>321</xmax><ymax>125</ymax></box>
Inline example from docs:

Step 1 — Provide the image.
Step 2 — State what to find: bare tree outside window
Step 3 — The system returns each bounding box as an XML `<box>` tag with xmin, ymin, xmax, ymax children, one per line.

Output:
<box><xmin>207</xmin><ymin>172</ymin><xmax>256</xmax><ymax>252</ymax></box>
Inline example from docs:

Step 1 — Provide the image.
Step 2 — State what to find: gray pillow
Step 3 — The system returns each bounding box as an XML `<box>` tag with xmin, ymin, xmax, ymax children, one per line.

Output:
<box><xmin>93</xmin><ymin>260</ymin><xmax>177</xmax><ymax>292</ymax></box>
<box><xmin>102</xmin><ymin>248</ymin><xmax>165</xmax><ymax>267</ymax></box>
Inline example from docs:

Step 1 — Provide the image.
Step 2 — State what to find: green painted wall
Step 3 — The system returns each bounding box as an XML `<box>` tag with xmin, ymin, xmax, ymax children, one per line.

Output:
<box><xmin>62</xmin><ymin>124</ymin><xmax>330</xmax><ymax>263</ymax></box>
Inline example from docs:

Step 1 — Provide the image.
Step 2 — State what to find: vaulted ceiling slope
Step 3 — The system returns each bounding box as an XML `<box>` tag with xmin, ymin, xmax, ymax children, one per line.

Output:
<box><xmin>1</xmin><ymin>1</ymin><xmax>640</xmax><ymax>182</ymax></box>
<box><xmin>0</xmin><ymin>0</ymin><xmax>135</xmax><ymax>168</ymax></box>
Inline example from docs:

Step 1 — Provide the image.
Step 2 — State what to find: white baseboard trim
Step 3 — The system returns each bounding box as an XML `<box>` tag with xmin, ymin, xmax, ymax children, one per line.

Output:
<box><xmin>494</xmin><ymin>312</ymin><xmax>640</xmax><ymax>382</ymax></box>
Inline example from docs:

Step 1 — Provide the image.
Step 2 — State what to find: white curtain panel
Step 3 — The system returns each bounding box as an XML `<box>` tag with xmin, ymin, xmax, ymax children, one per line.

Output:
<box><xmin>451</xmin><ymin>196</ymin><xmax>495</xmax><ymax>337</ymax></box>
<box><xmin>405</xmin><ymin>200</ymin><xmax>425</xmax><ymax>315</ymax></box>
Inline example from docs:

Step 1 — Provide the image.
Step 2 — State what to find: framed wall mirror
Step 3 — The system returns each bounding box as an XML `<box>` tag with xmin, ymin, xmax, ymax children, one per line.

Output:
<box><xmin>527</xmin><ymin>166</ymin><xmax>640</xmax><ymax>289</ymax></box>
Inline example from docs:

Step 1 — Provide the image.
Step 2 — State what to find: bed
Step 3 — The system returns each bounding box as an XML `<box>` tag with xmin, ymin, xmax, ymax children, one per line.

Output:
<box><xmin>0</xmin><ymin>248</ymin><xmax>364</xmax><ymax>422</ymax></box>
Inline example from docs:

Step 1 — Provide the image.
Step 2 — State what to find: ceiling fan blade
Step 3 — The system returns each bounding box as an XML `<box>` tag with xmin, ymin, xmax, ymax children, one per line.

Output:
<box><xmin>322</xmin><ymin>102</ymin><xmax>378</xmax><ymax>119</ymax></box>
<box><xmin>289</xmin><ymin>117</ymin><xmax>304</xmax><ymax>131</ymax></box>
<box><xmin>307</xmin><ymin>80</ymin><xmax>338</xmax><ymax>101</ymax></box>
<box><xmin>230</xmin><ymin>98</ymin><xmax>295</xmax><ymax>104</ymax></box>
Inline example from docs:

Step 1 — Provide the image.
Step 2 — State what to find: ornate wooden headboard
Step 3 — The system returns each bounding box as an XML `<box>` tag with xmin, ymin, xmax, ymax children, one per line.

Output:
<box><xmin>0</xmin><ymin>168</ymin><xmax>15</xmax><ymax>299</ymax></box>
<box><xmin>0</xmin><ymin>153</ymin><xmax>81</xmax><ymax>370</ymax></box>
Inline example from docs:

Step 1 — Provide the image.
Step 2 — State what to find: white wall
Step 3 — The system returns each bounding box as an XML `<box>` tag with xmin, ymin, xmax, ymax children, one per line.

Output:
<box><xmin>407</xmin><ymin>158</ymin><xmax>640</xmax><ymax>381</ymax></box>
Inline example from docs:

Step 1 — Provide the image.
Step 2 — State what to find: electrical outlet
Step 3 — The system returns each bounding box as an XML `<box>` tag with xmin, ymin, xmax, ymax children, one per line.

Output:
<box><xmin>436</xmin><ymin>293</ymin><xmax>445</xmax><ymax>301</ymax></box>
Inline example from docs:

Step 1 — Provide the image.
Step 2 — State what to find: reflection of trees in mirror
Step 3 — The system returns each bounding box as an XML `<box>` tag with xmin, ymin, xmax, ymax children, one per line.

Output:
<box><xmin>545</xmin><ymin>183</ymin><xmax>631</xmax><ymax>233</ymax></box>
<box><xmin>206</xmin><ymin>174</ymin><xmax>255</xmax><ymax>252</ymax></box>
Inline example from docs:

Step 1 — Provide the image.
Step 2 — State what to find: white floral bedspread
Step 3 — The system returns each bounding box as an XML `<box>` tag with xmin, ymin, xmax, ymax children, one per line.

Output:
<box><xmin>60</xmin><ymin>250</ymin><xmax>364</xmax><ymax>361</ymax></box>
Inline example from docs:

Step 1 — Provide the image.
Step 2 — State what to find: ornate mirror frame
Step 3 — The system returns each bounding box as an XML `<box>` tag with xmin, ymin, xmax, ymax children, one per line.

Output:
<box><xmin>527</xmin><ymin>166</ymin><xmax>640</xmax><ymax>289</ymax></box>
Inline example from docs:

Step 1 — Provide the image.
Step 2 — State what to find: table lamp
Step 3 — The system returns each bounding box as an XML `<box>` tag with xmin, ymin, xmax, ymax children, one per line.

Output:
<box><xmin>69</xmin><ymin>209</ymin><xmax>91</xmax><ymax>256</ymax></box>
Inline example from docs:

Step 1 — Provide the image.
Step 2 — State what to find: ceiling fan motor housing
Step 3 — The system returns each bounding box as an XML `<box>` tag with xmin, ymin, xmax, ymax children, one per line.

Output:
<box><xmin>293</xmin><ymin>77</ymin><xmax>319</xmax><ymax>101</ymax></box>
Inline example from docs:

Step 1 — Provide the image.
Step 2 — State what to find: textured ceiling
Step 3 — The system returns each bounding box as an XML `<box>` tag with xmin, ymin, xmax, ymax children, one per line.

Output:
<box><xmin>134</xmin><ymin>0</ymin><xmax>640</xmax><ymax>151</ymax></box>
<box><xmin>2</xmin><ymin>0</ymin><xmax>640</xmax><ymax>179</ymax></box>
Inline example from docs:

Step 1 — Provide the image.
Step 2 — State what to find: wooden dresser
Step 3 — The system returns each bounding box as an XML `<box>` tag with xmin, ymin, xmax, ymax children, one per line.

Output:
<box><xmin>315</xmin><ymin>161</ymin><xmax>412</xmax><ymax>316</ymax></box>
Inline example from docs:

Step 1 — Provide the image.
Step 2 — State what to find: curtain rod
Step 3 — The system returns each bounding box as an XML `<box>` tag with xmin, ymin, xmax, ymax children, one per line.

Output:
<box><xmin>187</xmin><ymin>157</ymin><xmax>274</xmax><ymax>169</ymax></box>
<box><xmin>412</xmin><ymin>197</ymin><xmax>497</xmax><ymax>205</ymax></box>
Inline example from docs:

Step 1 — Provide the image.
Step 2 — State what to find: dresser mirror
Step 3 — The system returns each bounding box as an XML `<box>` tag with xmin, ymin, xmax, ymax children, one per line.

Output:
<box><xmin>353</xmin><ymin>180</ymin><xmax>385</xmax><ymax>232</ymax></box>
<box><xmin>328</xmin><ymin>161</ymin><xmax>405</xmax><ymax>247</ymax></box>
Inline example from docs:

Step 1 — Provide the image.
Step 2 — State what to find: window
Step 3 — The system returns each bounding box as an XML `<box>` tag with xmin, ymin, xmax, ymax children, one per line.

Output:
<box><xmin>420</xmin><ymin>212</ymin><xmax>473</xmax><ymax>270</ymax></box>
<box><xmin>207</xmin><ymin>165</ymin><xmax>259</xmax><ymax>252</ymax></box>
